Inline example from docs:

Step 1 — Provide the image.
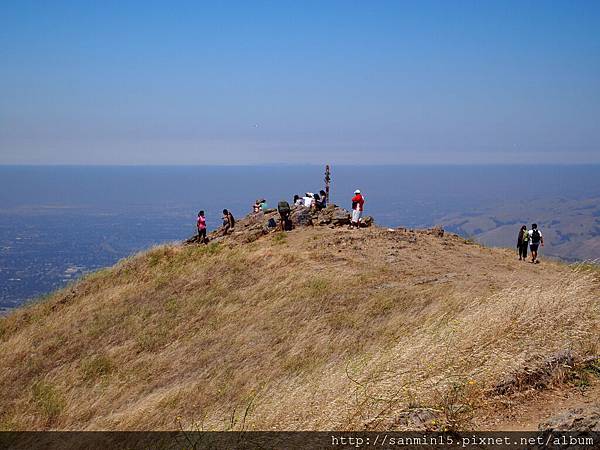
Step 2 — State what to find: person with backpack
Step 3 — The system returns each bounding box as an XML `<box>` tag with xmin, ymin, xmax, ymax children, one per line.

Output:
<box><xmin>197</xmin><ymin>211</ymin><xmax>208</xmax><ymax>244</ymax></box>
<box><xmin>222</xmin><ymin>209</ymin><xmax>235</xmax><ymax>235</ymax></box>
<box><xmin>349</xmin><ymin>189</ymin><xmax>365</xmax><ymax>229</ymax></box>
<box><xmin>517</xmin><ymin>225</ymin><xmax>528</xmax><ymax>260</ymax></box>
<box><xmin>277</xmin><ymin>200</ymin><xmax>292</xmax><ymax>231</ymax></box>
<box><xmin>528</xmin><ymin>223</ymin><xmax>544</xmax><ymax>263</ymax></box>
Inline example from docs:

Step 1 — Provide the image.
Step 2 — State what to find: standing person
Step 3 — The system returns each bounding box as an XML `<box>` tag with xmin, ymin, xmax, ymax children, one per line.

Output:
<box><xmin>197</xmin><ymin>211</ymin><xmax>208</xmax><ymax>244</ymax></box>
<box><xmin>349</xmin><ymin>189</ymin><xmax>365</xmax><ymax>229</ymax></box>
<box><xmin>517</xmin><ymin>225</ymin><xmax>528</xmax><ymax>260</ymax></box>
<box><xmin>222</xmin><ymin>209</ymin><xmax>235</xmax><ymax>235</ymax></box>
<box><xmin>528</xmin><ymin>223</ymin><xmax>544</xmax><ymax>263</ymax></box>
<box><xmin>277</xmin><ymin>200</ymin><xmax>292</xmax><ymax>231</ymax></box>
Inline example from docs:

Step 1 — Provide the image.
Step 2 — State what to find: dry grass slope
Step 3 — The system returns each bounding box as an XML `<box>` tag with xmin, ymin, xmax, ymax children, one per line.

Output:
<box><xmin>0</xmin><ymin>226</ymin><xmax>598</xmax><ymax>431</ymax></box>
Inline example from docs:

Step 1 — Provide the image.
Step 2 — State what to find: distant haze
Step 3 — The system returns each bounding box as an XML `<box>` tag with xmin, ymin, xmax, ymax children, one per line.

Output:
<box><xmin>1</xmin><ymin>1</ymin><xmax>599</xmax><ymax>164</ymax></box>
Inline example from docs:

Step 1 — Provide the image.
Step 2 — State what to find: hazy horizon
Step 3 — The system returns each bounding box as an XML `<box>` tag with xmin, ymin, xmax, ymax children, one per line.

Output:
<box><xmin>2</xmin><ymin>1</ymin><xmax>599</xmax><ymax>165</ymax></box>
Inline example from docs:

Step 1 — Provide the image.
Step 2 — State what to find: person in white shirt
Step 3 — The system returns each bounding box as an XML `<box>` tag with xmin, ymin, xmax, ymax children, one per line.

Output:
<box><xmin>528</xmin><ymin>223</ymin><xmax>544</xmax><ymax>264</ymax></box>
<box><xmin>303</xmin><ymin>193</ymin><xmax>314</xmax><ymax>208</ymax></box>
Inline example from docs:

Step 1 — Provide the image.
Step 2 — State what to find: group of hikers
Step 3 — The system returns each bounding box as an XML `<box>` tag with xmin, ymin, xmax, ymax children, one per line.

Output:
<box><xmin>195</xmin><ymin>208</ymin><xmax>235</xmax><ymax>244</ymax></box>
<box><xmin>198</xmin><ymin>196</ymin><xmax>546</xmax><ymax>265</ymax></box>
<box><xmin>195</xmin><ymin>189</ymin><xmax>366</xmax><ymax>244</ymax></box>
<box><xmin>517</xmin><ymin>223</ymin><xmax>544</xmax><ymax>263</ymax></box>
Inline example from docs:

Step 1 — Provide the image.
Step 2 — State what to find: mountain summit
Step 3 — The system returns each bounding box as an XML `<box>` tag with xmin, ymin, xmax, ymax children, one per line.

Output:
<box><xmin>1</xmin><ymin>215</ymin><xmax>598</xmax><ymax>431</ymax></box>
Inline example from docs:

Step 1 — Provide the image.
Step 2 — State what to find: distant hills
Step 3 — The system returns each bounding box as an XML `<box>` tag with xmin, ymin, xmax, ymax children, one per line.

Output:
<box><xmin>441</xmin><ymin>196</ymin><xmax>600</xmax><ymax>262</ymax></box>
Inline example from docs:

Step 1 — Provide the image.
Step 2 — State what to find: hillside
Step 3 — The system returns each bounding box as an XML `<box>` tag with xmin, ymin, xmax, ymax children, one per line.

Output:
<box><xmin>0</xmin><ymin>211</ymin><xmax>599</xmax><ymax>431</ymax></box>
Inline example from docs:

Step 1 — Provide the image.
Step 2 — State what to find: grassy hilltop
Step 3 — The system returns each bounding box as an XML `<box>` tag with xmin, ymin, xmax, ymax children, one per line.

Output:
<box><xmin>0</xmin><ymin>221</ymin><xmax>599</xmax><ymax>431</ymax></box>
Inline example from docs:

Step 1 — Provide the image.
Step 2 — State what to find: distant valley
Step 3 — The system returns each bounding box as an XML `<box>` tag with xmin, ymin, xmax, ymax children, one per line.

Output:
<box><xmin>441</xmin><ymin>196</ymin><xmax>600</xmax><ymax>261</ymax></box>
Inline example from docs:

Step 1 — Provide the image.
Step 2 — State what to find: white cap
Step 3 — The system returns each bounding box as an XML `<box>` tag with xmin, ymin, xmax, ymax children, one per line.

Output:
<box><xmin>354</xmin><ymin>189</ymin><xmax>361</xmax><ymax>194</ymax></box>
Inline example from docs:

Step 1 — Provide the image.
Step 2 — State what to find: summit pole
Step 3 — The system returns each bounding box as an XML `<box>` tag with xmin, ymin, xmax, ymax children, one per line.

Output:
<box><xmin>324</xmin><ymin>165</ymin><xmax>331</xmax><ymax>205</ymax></box>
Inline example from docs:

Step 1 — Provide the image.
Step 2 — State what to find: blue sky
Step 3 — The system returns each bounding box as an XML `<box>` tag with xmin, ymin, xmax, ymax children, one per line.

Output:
<box><xmin>1</xmin><ymin>0</ymin><xmax>599</xmax><ymax>164</ymax></box>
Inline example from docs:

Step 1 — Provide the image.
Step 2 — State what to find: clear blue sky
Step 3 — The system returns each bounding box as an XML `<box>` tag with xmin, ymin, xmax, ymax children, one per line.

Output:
<box><xmin>1</xmin><ymin>0</ymin><xmax>599</xmax><ymax>164</ymax></box>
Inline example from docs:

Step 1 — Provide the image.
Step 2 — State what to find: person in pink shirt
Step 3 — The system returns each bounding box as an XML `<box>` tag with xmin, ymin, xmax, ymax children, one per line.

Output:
<box><xmin>197</xmin><ymin>210</ymin><xmax>208</xmax><ymax>244</ymax></box>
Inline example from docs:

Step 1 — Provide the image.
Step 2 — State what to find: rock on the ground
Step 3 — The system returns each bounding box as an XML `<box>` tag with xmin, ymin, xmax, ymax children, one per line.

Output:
<box><xmin>360</xmin><ymin>216</ymin><xmax>374</xmax><ymax>227</ymax></box>
<box><xmin>416</xmin><ymin>226</ymin><xmax>444</xmax><ymax>237</ymax></box>
<box><xmin>331</xmin><ymin>208</ymin><xmax>351</xmax><ymax>226</ymax></box>
<box><xmin>291</xmin><ymin>206</ymin><xmax>313</xmax><ymax>227</ymax></box>
<box><xmin>539</xmin><ymin>405</ymin><xmax>600</xmax><ymax>431</ymax></box>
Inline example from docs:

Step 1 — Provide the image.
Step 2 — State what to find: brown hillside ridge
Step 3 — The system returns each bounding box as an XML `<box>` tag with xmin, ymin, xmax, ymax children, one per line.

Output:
<box><xmin>0</xmin><ymin>207</ymin><xmax>599</xmax><ymax>431</ymax></box>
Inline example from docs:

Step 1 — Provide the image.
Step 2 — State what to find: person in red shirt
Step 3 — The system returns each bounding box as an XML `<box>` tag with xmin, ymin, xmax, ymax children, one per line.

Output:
<box><xmin>350</xmin><ymin>189</ymin><xmax>365</xmax><ymax>229</ymax></box>
<box><xmin>196</xmin><ymin>210</ymin><xmax>208</xmax><ymax>244</ymax></box>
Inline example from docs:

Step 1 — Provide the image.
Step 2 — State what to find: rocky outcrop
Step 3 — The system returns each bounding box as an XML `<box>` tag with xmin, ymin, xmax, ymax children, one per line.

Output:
<box><xmin>539</xmin><ymin>406</ymin><xmax>600</xmax><ymax>431</ymax></box>
<box><xmin>291</xmin><ymin>207</ymin><xmax>313</xmax><ymax>227</ymax></box>
<box><xmin>493</xmin><ymin>350</ymin><xmax>574</xmax><ymax>395</ymax></box>
<box><xmin>184</xmin><ymin>204</ymin><xmax>374</xmax><ymax>245</ymax></box>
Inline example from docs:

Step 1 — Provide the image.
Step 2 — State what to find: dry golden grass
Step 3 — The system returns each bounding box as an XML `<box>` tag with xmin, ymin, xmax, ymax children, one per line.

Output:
<box><xmin>0</xmin><ymin>226</ymin><xmax>598</xmax><ymax>431</ymax></box>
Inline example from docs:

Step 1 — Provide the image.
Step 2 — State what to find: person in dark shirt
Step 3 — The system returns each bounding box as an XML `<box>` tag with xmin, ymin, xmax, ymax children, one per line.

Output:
<box><xmin>222</xmin><ymin>209</ymin><xmax>235</xmax><ymax>235</ymax></box>
<box><xmin>517</xmin><ymin>225</ymin><xmax>528</xmax><ymax>260</ymax></box>
<box><xmin>319</xmin><ymin>190</ymin><xmax>327</xmax><ymax>208</ymax></box>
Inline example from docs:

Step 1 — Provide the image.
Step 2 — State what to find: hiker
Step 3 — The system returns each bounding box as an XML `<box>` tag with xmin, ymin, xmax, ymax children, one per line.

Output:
<box><xmin>303</xmin><ymin>193</ymin><xmax>315</xmax><ymax>208</ymax></box>
<box><xmin>293</xmin><ymin>194</ymin><xmax>303</xmax><ymax>206</ymax></box>
<box><xmin>314</xmin><ymin>193</ymin><xmax>326</xmax><ymax>211</ymax></box>
<box><xmin>252</xmin><ymin>199</ymin><xmax>268</xmax><ymax>213</ymax></box>
<box><xmin>319</xmin><ymin>190</ymin><xmax>327</xmax><ymax>208</ymax></box>
<box><xmin>517</xmin><ymin>225</ymin><xmax>528</xmax><ymax>260</ymax></box>
<box><xmin>197</xmin><ymin>211</ymin><xmax>208</xmax><ymax>244</ymax></box>
<box><xmin>222</xmin><ymin>209</ymin><xmax>235</xmax><ymax>235</ymax></box>
<box><xmin>277</xmin><ymin>200</ymin><xmax>292</xmax><ymax>231</ymax></box>
<box><xmin>528</xmin><ymin>223</ymin><xmax>544</xmax><ymax>263</ymax></box>
<box><xmin>313</xmin><ymin>193</ymin><xmax>321</xmax><ymax>210</ymax></box>
<box><xmin>349</xmin><ymin>189</ymin><xmax>365</xmax><ymax>229</ymax></box>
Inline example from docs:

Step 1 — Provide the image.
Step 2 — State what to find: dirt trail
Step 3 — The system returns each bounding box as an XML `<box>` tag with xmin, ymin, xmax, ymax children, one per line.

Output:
<box><xmin>483</xmin><ymin>380</ymin><xmax>600</xmax><ymax>430</ymax></box>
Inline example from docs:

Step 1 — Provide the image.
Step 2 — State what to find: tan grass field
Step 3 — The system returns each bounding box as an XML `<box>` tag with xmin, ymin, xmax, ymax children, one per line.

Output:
<box><xmin>0</xmin><ymin>226</ymin><xmax>598</xmax><ymax>431</ymax></box>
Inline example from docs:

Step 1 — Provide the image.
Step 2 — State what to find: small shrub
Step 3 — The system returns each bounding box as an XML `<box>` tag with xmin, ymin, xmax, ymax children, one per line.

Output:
<box><xmin>272</xmin><ymin>232</ymin><xmax>287</xmax><ymax>245</ymax></box>
<box><xmin>31</xmin><ymin>381</ymin><xmax>65</xmax><ymax>424</ymax></box>
<box><xmin>205</xmin><ymin>242</ymin><xmax>221</xmax><ymax>255</ymax></box>
<box><xmin>80</xmin><ymin>354</ymin><xmax>114</xmax><ymax>381</ymax></box>
<box><xmin>164</xmin><ymin>298</ymin><xmax>180</xmax><ymax>315</ymax></box>
<box><xmin>0</xmin><ymin>416</ymin><xmax>18</xmax><ymax>431</ymax></box>
<box><xmin>136</xmin><ymin>326</ymin><xmax>169</xmax><ymax>352</ymax></box>
<box><xmin>306</xmin><ymin>278</ymin><xmax>329</xmax><ymax>295</ymax></box>
<box><xmin>434</xmin><ymin>379</ymin><xmax>479</xmax><ymax>431</ymax></box>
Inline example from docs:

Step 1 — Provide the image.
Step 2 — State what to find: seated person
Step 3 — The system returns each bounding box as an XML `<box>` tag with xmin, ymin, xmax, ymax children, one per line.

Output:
<box><xmin>319</xmin><ymin>190</ymin><xmax>327</xmax><ymax>208</ymax></box>
<box><xmin>314</xmin><ymin>193</ymin><xmax>325</xmax><ymax>211</ymax></box>
<box><xmin>303</xmin><ymin>193</ymin><xmax>314</xmax><ymax>208</ymax></box>
<box><xmin>222</xmin><ymin>209</ymin><xmax>235</xmax><ymax>235</ymax></box>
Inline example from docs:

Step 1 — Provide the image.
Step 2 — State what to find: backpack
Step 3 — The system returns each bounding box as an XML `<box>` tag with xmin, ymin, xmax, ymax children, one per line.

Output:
<box><xmin>531</xmin><ymin>229</ymin><xmax>541</xmax><ymax>243</ymax></box>
<box><xmin>229</xmin><ymin>213</ymin><xmax>235</xmax><ymax>227</ymax></box>
<box><xmin>278</xmin><ymin>201</ymin><xmax>291</xmax><ymax>215</ymax></box>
